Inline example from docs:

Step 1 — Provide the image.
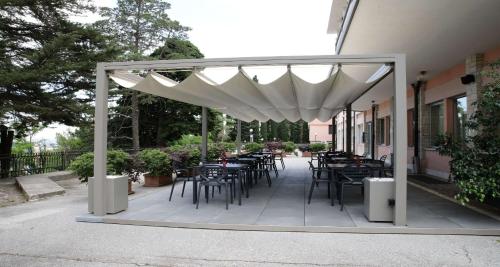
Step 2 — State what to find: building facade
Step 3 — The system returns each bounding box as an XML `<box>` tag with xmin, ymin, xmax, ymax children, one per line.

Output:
<box><xmin>310</xmin><ymin>0</ymin><xmax>500</xmax><ymax>179</ymax></box>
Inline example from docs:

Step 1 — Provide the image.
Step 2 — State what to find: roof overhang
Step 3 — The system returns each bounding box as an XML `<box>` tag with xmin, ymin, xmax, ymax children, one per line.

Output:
<box><xmin>328</xmin><ymin>0</ymin><xmax>500</xmax><ymax>110</ymax></box>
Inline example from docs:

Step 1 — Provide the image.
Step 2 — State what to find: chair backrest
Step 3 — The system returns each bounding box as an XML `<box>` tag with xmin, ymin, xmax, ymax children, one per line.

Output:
<box><xmin>200</xmin><ymin>165</ymin><xmax>225</xmax><ymax>180</ymax></box>
<box><xmin>307</xmin><ymin>160</ymin><xmax>315</xmax><ymax>169</ymax></box>
<box><xmin>341</xmin><ymin>164</ymin><xmax>372</xmax><ymax>181</ymax></box>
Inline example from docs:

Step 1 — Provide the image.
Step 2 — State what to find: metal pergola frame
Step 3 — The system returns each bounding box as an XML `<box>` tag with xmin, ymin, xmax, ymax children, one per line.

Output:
<box><xmin>92</xmin><ymin>54</ymin><xmax>407</xmax><ymax>226</ymax></box>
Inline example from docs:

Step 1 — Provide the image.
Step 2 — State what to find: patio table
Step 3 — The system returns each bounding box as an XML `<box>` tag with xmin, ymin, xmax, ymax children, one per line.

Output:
<box><xmin>192</xmin><ymin>163</ymin><xmax>249</xmax><ymax>205</ymax></box>
<box><xmin>326</xmin><ymin>163</ymin><xmax>354</xmax><ymax>206</ymax></box>
<box><xmin>326</xmin><ymin>163</ymin><xmax>385</xmax><ymax>206</ymax></box>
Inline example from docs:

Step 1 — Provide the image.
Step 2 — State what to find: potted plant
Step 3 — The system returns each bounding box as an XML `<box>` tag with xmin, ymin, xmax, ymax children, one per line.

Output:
<box><xmin>282</xmin><ymin>141</ymin><xmax>296</xmax><ymax>156</ymax></box>
<box><xmin>299</xmin><ymin>144</ymin><xmax>311</xmax><ymax>157</ymax></box>
<box><xmin>309</xmin><ymin>143</ymin><xmax>326</xmax><ymax>153</ymax></box>
<box><xmin>123</xmin><ymin>155</ymin><xmax>145</xmax><ymax>194</ymax></box>
<box><xmin>138</xmin><ymin>149</ymin><xmax>173</xmax><ymax>187</ymax></box>
<box><xmin>244</xmin><ymin>142</ymin><xmax>264</xmax><ymax>153</ymax></box>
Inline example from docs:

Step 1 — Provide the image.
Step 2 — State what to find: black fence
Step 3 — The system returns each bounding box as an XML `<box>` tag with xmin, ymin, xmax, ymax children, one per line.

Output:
<box><xmin>0</xmin><ymin>150</ymin><xmax>86</xmax><ymax>178</ymax></box>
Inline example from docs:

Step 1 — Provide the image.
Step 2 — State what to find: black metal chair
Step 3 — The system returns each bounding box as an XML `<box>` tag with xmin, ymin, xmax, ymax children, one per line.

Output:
<box><xmin>274</xmin><ymin>150</ymin><xmax>285</xmax><ymax>169</ymax></box>
<box><xmin>251</xmin><ymin>156</ymin><xmax>272</xmax><ymax>187</ymax></box>
<box><xmin>338</xmin><ymin>164</ymin><xmax>373</xmax><ymax>211</ymax></box>
<box><xmin>310</xmin><ymin>152</ymin><xmax>319</xmax><ymax>168</ymax></box>
<box><xmin>262</xmin><ymin>154</ymin><xmax>278</xmax><ymax>178</ymax></box>
<box><xmin>169</xmin><ymin>162</ymin><xmax>197</xmax><ymax>201</ymax></box>
<box><xmin>307</xmin><ymin>161</ymin><xmax>331</xmax><ymax>204</ymax></box>
<box><xmin>196</xmin><ymin>165</ymin><xmax>233</xmax><ymax>210</ymax></box>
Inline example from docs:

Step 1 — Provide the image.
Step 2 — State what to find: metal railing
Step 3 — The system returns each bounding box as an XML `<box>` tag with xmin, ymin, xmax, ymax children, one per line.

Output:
<box><xmin>0</xmin><ymin>151</ymin><xmax>86</xmax><ymax>178</ymax></box>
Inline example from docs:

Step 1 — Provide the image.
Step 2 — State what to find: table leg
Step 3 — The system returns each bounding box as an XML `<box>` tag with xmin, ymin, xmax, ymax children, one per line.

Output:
<box><xmin>192</xmin><ymin>178</ymin><xmax>197</xmax><ymax>204</ymax></box>
<box><xmin>238</xmin><ymin>171</ymin><xmax>242</xmax><ymax>205</ymax></box>
<box><xmin>329</xmin><ymin>169</ymin><xmax>334</xmax><ymax>206</ymax></box>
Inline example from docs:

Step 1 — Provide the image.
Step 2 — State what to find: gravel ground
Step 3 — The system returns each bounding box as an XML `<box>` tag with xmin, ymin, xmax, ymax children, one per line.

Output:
<box><xmin>0</xmin><ymin>178</ymin><xmax>26</xmax><ymax>208</ymax></box>
<box><xmin>1</xmin><ymin>177</ymin><xmax>500</xmax><ymax>267</ymax></box>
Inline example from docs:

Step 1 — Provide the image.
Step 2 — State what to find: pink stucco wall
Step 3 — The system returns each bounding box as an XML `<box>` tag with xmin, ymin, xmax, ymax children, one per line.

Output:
<box><xmin>309</xmin><ymin>119</ymin><xmax>332</xmax><ymax>143</ymax></box>
<box><xmin>309</xmin><ymin>45</ymin><xmax>500</xmax><ymax>178</ymax></box>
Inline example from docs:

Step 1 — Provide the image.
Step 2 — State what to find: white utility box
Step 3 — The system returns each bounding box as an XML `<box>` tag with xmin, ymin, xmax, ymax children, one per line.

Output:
<box><xmin>88</xmin><ymin>175</ymin><xmax>128</xmax><ymax>214</ymax></box>
<box><xmin>363</xmin><ymin>177</ymin><xmax>394</xmax><ymax>222</ymax></box>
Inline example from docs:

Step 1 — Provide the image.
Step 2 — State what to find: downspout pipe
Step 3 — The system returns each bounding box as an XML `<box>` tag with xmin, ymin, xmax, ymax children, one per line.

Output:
<box><xmin>371</xmin><ymin>104</ymin><xmax>376</xmax><ymax>160</ymax></box>
<box><xmin>411</xmin><ymin>81</ymin><xmax>421</xmax><ymax>174</ymax></box>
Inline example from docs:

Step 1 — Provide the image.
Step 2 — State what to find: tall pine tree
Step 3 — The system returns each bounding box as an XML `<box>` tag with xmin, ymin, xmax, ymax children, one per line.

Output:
<box><xmin>94</xmin><ymin>0</ymin><xmax>190</xmax><ymax>150</ymax></box>
<box><xmin>0</xmin><ymin>0</ymin><xmax>118</xmax><ymax>137</ymax></box>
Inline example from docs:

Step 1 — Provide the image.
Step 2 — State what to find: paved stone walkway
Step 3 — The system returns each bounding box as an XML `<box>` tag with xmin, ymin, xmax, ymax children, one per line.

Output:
<box><xmin>106</xmin><ymin>158</ymin><xmax>500</xmax><ymax>231</ymax></box>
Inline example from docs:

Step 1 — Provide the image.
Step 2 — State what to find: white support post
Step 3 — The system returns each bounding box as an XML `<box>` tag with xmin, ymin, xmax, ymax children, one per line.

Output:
<box><xmin>201</xmin><ymin>107</ymin><xmax>208</xmax><ymax>162</ymax></box>
<box><xmin>93</xmin><ymin>63</ymin><xmax>109</xmax><ymax>216</ymax></box>
<box><xmin>236</xmin><ymin>119</ymin><xmax>241</xmax><ymax>154</ymax></box>
<box><xmin>393</xmin><ymin>55</ymin><xmax>407</xmax><ymax>226</ymax></box>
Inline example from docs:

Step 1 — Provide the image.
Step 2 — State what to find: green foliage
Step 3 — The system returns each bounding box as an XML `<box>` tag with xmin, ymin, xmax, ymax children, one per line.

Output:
<box><xmin>244</xmin><ymin>143</ymin><xmax>264</xmax><ymax>153</ymax></box>
<box><xmin>283</xmin><ymin>142</ymin><xmax>296</xmax><ymax>153</ymax></box>
<box><xmin>172</xmin><ymin>135</ymin><xmax>202</xmax><ymax>146</ymax></box>
<box><xmin>106</xmin><ymin>150</ymin><xmax>129</xmax><ymax>176</ymax></box>
<box><xmin>138</xmin><ymin>149</ymin><xmax>172</xmax><ymax>176</ymax></box>
<box><xmin>0</xmin><ymin>1</ymin><xmax>118</xmax><ymax>135</ymax></box>
<box><xmin>69</xmin><ymin>153</ymin><xmax>94</xmax><ymax>183</ymax></box>
<box><xmin>12</xmin><ymin>139</ymin><xmax>33</xmax><ymax>154</ymax></box>
<box><xmin>69</xmin><ymin>150</ymin><xmax>130</xmax><ymax>183</ymax></box>
<box><xmin>206</xmin><ymin>142</ymin><xmax>237</xmax><ymax>161</ymax></box>
<box><xmin>95</xmin><ymin>0</ymin><xmax>190</xmax><ymax>57</ymax></box>
<box><xmin>309</xmin><ymin>143</ymin><xmax>326</xmax><ymax>152</ymax></box>
<box><xmin>436</xmin><ymin>61</ymin><xmax>500</xmax><ymax>204</ymax></box>
<box><xmin>56</xmin><ymin>132</ymin><xmax>84</xmax><ymax>151</ymax></box>
<box><xmin>166</xmin><ymin>145</ymin><xmax>201</xmax><ymax>168</ymax></box>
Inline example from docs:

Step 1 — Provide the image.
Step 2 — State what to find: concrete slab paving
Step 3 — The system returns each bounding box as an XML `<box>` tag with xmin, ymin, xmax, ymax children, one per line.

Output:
<box><xmin>97</xmin><ymin>157</ymin><xmax>500</xmax><ymax>234</ymax></box>
<box><xmin>2</xmin><ymin>176</ymin><xmax>500</xmax><ymax>266</ymax></box>
<box><xmin>16</xmin><ymin>174</ymin><xmax>65</xmax><ymax>201</ymax></box>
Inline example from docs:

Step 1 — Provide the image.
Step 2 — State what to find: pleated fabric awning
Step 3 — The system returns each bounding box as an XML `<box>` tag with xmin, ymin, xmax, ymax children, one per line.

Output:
<box><xmin>109</xmin><ymin>64</ymin><xmax>388</xmax><ymax>123</ymax></box>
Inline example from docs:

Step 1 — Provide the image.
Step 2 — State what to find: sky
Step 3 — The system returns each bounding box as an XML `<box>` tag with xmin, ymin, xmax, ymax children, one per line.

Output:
<box><xmin>34</xmin><ymin>0</ymin><xmax>336</xmax><ymax>145</ymax></box>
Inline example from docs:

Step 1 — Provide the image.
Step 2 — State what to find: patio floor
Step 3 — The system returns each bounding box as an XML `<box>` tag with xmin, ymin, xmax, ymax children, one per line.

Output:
<box><xmin>99</xmin><ymin>158</ymin><xmax>500</xmax><ymax>235</ymax></box>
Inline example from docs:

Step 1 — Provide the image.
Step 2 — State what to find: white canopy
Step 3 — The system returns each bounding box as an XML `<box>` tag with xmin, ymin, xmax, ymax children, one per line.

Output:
<box><xmin>109</xmin><ymin>64</ymin><xmax>387</xmax><ymax>122</ymax></box>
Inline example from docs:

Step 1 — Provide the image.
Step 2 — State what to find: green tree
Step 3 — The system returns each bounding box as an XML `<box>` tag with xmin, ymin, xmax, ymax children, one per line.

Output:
<box><xmin>56</xmin><ymin>132</ymin><xmax>85</xmax><ymax>151</ymax></box>
<box><xmin>0</xmin><ymin>0</ymin><xmax>118</xmax><ymax>137</ymax></box>
<box><xmin>95</xmin><ymin>0</ymin><xmax>190</xmax><ymax>151</ymax></box>
<box><xmin>107</xmin><ymin>38</ymin><xmax>221</xmax><ymax>147</ymax></box>
<box><xmin>277</xmin><ymin>121</ymin><xmax>289</xmax><ymax>141</ymax></box>
<box><xmin>436</xmin><ymin>61</ymin><xmax>500</xmax><ymax>204</ymax></box>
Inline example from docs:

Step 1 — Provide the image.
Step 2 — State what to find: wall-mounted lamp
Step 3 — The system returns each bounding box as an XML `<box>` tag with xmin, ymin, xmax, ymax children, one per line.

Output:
<box><xmin>460</xmin><ymin>74</ymin><xmax>475</xmax><ymax>85</ymax></box>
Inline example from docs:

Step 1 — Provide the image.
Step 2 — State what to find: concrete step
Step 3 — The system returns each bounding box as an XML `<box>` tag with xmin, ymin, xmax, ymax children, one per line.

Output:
<box><xmin>16</xmin><ymin>174</ymin><xmax>66</xmax><ymax>201</ymax></box>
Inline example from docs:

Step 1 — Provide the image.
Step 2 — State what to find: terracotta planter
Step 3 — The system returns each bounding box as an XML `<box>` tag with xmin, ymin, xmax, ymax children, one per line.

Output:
<box><xmin>128</xmin><ymin>180</ymin><xmax>135</xmax><ymax>195</ymax></box>
<box><xmin>302</xmin><ymin>151</ymin><xmax>312</xmax><ymax>157</ymax></box>
<box><xmin>144</xmin><ymin>173</ymin><xmax>172</xmax><ymax>187</ymax></box>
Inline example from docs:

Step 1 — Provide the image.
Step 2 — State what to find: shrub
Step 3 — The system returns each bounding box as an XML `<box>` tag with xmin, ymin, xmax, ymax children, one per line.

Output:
<box><xmin>139</xmin><ymin>149</ymin><xmax>172</xmax><ymax>176</ymax></box>
<box><xmin>283</xmin><ymin>141</ymin><xmax>296</xmax><ymax>153</ymax></box>
<box><xmin>106</xmin><ymin>150</ymin><xmax>129</xmax><ymax>175</ymax></box>
<box><xmin>244</xmin><ymin>142</ymin><xmax>264</xmax><ymax>153</ymax></box>
<box><xmin>69</xmin><ymin>150</ymin><xmax>129</xmax><ymax>183</ymax></box>
<box><xmin>69</xmin><ymin>152</ymin><xmax>94</xmax><ymax>183</ymax></box>
<box><xmin>166</xmin><ymin>145</ymin><xmax>201</xmax><ymax>168</ymax></box>
<box><xmin>172</xmin><ymin>134</ymin><xmax>202</xmax><ymax>146</ymax></box>
<box><xmin>436</xmin><ymin>60</ymin><xmax>500</xmax><ymax>204</ymax></box>
<box><xmin>309</xmin><ymin>143</ymin><xmax>326</xmax><ymax>152</ymax></box>
<box><xmin>219</xmin><ymin>142</ymin><xmax>236</xmax><ymax>153</ymax></box>
<box><xmin>124</xmin><ymin>155</ymin><xmax>145</xmax><ymax>183</ymax></box>
<box><xmin>265</xmin><ymin>141</ymin><xmax>282</xmax><ymax>151</ymax></box>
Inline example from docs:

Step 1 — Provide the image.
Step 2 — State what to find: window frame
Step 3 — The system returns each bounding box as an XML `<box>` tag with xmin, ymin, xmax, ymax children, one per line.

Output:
<box><xmin>429</xmin><ymin>100</ymin><xmax>444</xmax><ymax>147</ymax></box>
